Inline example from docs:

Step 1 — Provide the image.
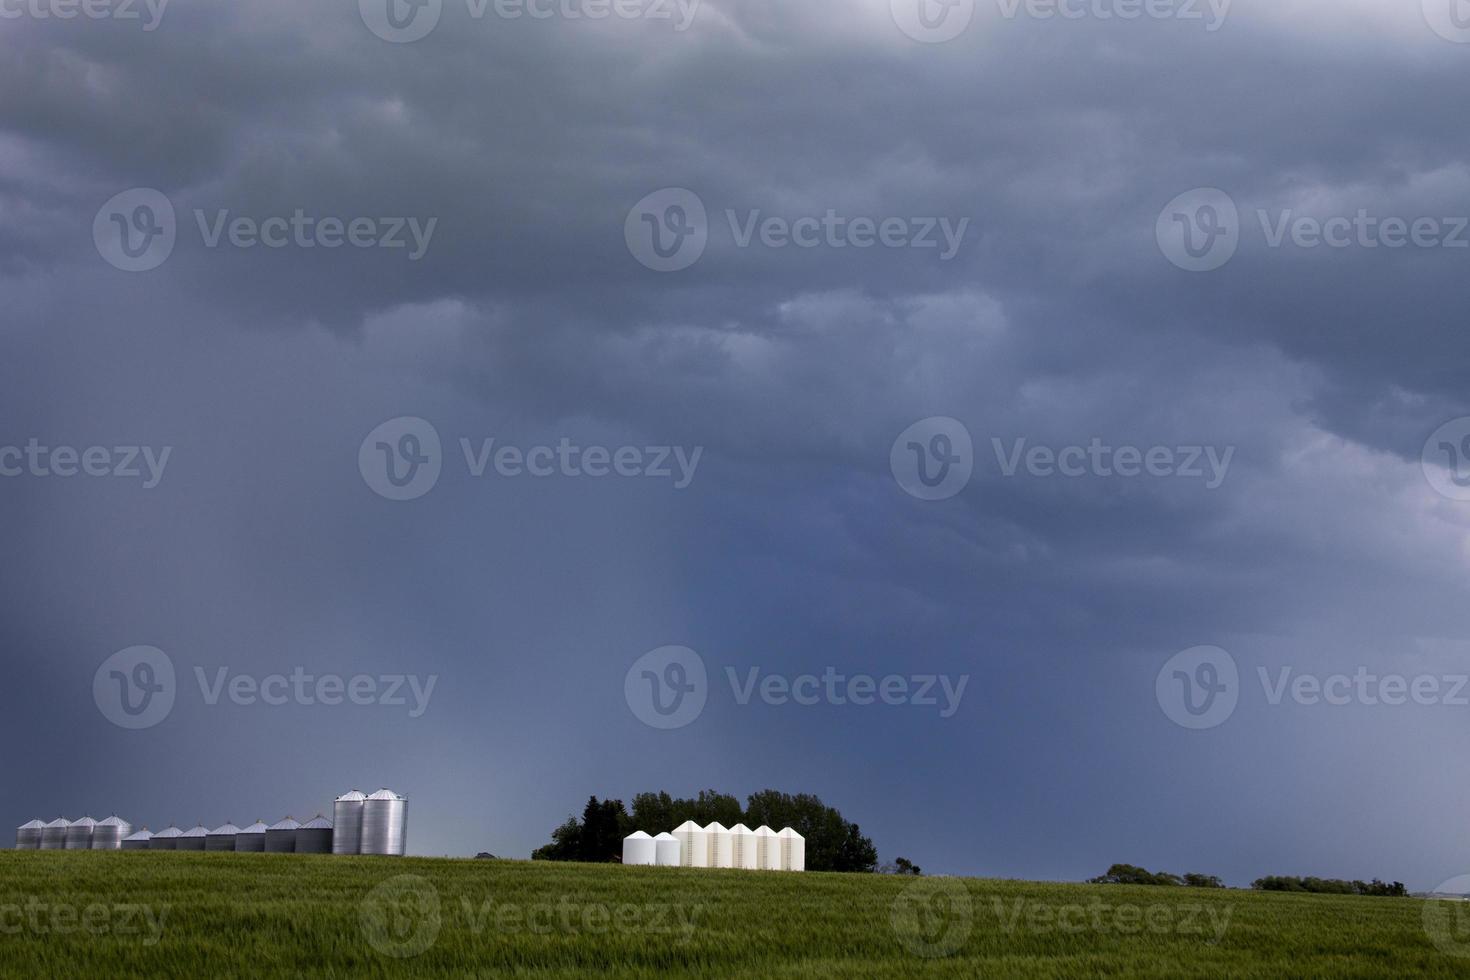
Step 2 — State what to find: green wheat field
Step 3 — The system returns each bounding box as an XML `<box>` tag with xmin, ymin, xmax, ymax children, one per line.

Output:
<box><xmin>2</xmin><ymin>851</ymin><xmax>1468</xmax><ymax>977</ymax></box>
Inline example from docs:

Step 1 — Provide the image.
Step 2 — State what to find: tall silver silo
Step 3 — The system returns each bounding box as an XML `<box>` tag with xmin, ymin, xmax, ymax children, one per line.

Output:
<box><xmin>361</xmin><ymin>789</ymin><xmax>408</xmax><ymax>856</ymax></box>
<box><xmin>65</xmin><ymin>816</ymin><xmax>97</xmax><ymax>850</ymax></box>
<box><xmin>206</xmin><ymin>823</ymin><xmax>240</xmax><ymax>852</ymax></box>
<box><xmin>91</xmin><ymin>816</ymin><xmax>132</xmax><ymax>850</ymax></box>
<box><xmin>265</xmin><ymin>817</ymin><xmax>300</xmax><ymax>853</ymax></box>
<box><xmin>16</xmin><ymin>820</ymin><xmax>44</xmax><ymax>850</ymax></box>
<box><xmin>235</xmin><ymin>821</ymin><xmax>268</xmax><ymax>852</ymax></box>
<box><xmin>332</xmin><ymin>790</ymin><xmax>366</xmax><ymax>855</ymax></box>
<box><xmin>296</xmin><ymin>815</ymin><xmax>333</xmax><ymax>854</ymax></box>
<box><xmin>41</xmin><ymin>818</ymin><xmax>70</xmax><ymax>850</ymax></box>
<box><xmin>120</xmin><ymin>828</ymin><xmax>153</xmax><ymax>850</ymax></box>
<box><xmin>149</xmin><ymin>826</ymin><xmax>183</xmax><ymax>850</ymax></box>
<box><xmin>176</xmin><ymin>825</ymin><xmax>209</xmax><ymax>851</ymax></box>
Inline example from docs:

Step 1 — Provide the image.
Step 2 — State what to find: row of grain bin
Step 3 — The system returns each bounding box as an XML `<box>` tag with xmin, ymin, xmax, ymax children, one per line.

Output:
<box><xmin>15</xmin><ymin>789</ymin><xmax>408</xmax><ymax>855</ymax></box>
<box><xmin>16</xmin><ymin>816</ymin><xmax>134</xmax><ymax>850</ymax></box>
<box><xmin>622</xmin><ymin>822</ymin><xmax>805</xmax><ymax>871</ymax></box>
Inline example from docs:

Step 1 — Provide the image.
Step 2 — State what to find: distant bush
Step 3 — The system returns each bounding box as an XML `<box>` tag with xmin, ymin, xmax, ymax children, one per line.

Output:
<box><xmin>1088</xmin><ymin>864</ymin><xmax>1184</xmax><ymax>887</ymax></box>
<box><xmin>1252</xmin><ymin>877</ymin><xmax>1406</xmax><ymax>897</ymax></box>
<box><xmin>1183</xmin><ymin>873</ymin><xmax>1225</xmax><ymax>889</ymax></box>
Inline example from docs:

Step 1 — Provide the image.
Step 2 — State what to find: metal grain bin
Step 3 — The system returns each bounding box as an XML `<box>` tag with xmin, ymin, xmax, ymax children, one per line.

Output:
<box><xmin>64</xmin><ymin>817</ymin><xmax>96</xmax><ymax>850</ymax></box>
<box><xmin>673</xmin><ymin>820</ymin><xmax>708</xmax><ymax>868</ymax></box>
<box><xmin>121</xmin><ymin>828</ymin><xmax>153</xmax><ymax>850</ymax></box>
<box><xmin>206</xmin><ymin>823</ymin><xmax>241</xmax><ymax>852</ymax></box>
<box><xmin>622</xmin><ymin>831</ymin><xmax>655</xmax><ymax>866</ymax></box>
<box><xmin>296</xmin><ymin>815</ymin><xmax>333</xmax><ymax>854</ymax></box>
<box><xmin>361</xmin><ymin>789</ymin><xmax>408</xmax><ymax>856</ymax></box>
<box><xmin>706</xmin><ymin>822</ymin><xmax>733</xmax><ymax>869</ymax></box>
<box><xmin>150</xmin><ymin>826</ymin><xmax>183</xmax><ymax>850</ymax></box>
<box><xmin>779</xmin><ymin>827</ymin><xmax>805</xmax><ymax>872</ymax></box>
<box><xmin>40</xmin><ymin>818</ymin><xmax>70</xmax><ymax>850</ymax></box>
<box><xmin>654</xmin><ymin>832</ymin><xmax>681</xmax><ymax>867</ymax></box>
<box><xmin>177</xmin><ymin>825</ymin><xmax>209</xmax><ymax>851</ymax></box>
<box><xmin>332</xmin><ymin>791</ymin><xmax>366</xmax><ymax>855</ymax></box>
<box><xmin>235</xmin><ymin>821</ymin><xmax>268</xmax><ymax>853</ymax></box>
<box><xmin>754</xmin><ymin>825</ymin><xmax>780</xmax><ymax>871</ymax></box>
<box><xmin>265</xmin><ymin>818</ymin><xmax>300</xmax><ymax>853</ymax></box>
<box><xmin>91</xmin><ymin>816</ymin><xmax>133</xmax><ymax>850</ymax></box>
<box><xmin>16</xmin><ymin>820</ymin><xmax>44</xmax><ymax>850</ymax></box>
<box><xmin>730</xmin><ymin>824</ymin><xmax>757</xmax><ymax>871</ymax></box>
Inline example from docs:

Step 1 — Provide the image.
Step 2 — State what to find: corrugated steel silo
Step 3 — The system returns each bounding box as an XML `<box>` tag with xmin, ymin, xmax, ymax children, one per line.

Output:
<box><xmin>673</xmin><ymin>820</ymin><xmax>708</xmax><ymax>868</ymax></box>
<box><xmin>16</xmin><ymin>820</ymin><xmax>44</xmax><ymax>850</ymax></box>
<box><xmin>754</xmin><ymin>825</ymin><xmax>779</xmax><ymax>870</ymax></box>
<box><xmin>730</xmin><ymin>824</ymin><xmax>757</xmax><ymax>871</ymax></box>
<box><xmin>64</xmin><ymin>817</ymin><xmax>96</xmax><ymax>850</ymax></box>
<box><xmin>622</xmin><ymin>831</ymin><xmax>655</xmax><ymax>866</ymax></box>
<box><xmin>653</xmin><ymin>832</ymin><xmax>680</xmax><ymax>867</ymax></box>
<box><xmin>121</xmin><ymin>828</ymin><xmax>153</xmax><ymax>850</ymax></box>
<box><xmin>91</xmin><ymin>816</ymin><xmax>132</xmax><ymax>850</ymax></box>
<box><xmin>779</xmin><ymin>827</ymin><xmax>805</xmax><ymax>872</ymax></box>
<box><xmin>149</xmin><ymin>826</ymin><xmax>183</xmax><ymax>850</ymax></box>
<box><xmin>206</xmin><ymin>823</ymin><xmax>241</xmax><ymax>852</ymax></box>
<box><xmin>177</xmin><ymin>825</ymin><xmax>209</xmax><ymax>851</ymax></box>
<box><xmin>296</xmin><ymin>815</ymin><xmax>333</xmax><ymax>854</ymax></box>
<box><xmin>235</xmin><ymin>821</ymin><xmax>268</xmax><ymax>852</ymax></box>
<box><xmin>705</xmin><ymin>822</ymin><xmax>733</xmax><ymax>868</ymax></box>
<box><xmin>40</xmin><ymin>818</ymin><xmax>70</xmax><ymax>850</ymax></box>
<box><xmin>332</xmin><ymin>790</ymin><xmax>366</xmax><ymax>855</ymax></box>
<box><xmin>361</xmin><ymin>789</ymin><xmax>408</xmax><ymax>856</ymax></box>
<box><xmin>265</xmin><ymin>817</ymin><xmax>300</xmax><ymax>853</ymax></box>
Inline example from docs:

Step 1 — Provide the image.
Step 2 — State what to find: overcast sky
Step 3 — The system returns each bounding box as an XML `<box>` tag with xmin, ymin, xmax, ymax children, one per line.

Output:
<box><xmin>5</xmin><ymin>0</ymin><xmax>1470</xmax><ymax>890</ymax></box>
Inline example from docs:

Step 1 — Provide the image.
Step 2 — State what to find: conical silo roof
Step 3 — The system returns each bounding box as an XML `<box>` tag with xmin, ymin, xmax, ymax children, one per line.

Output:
<box><xmin>300</xmin><ymin>815</ymin><xmax>333</xmax><ymax>830</ymax></box>
<box><xmin>153</xmin><ymin>826</ymin><xmax>183</xmax><ymax>838</ymax></box>
<box><xmin>181</xmin><ymin>825</ymin><xmax>209</xmax><ymax>837</ymax></box>
<box><xmin>336</xmin><ymin>790</ymin><xmax>367</xmax><ymax>802</ymax></box>
<box><xmin>18</xmin><ymin>819</ymin><xmax>45</xmax><ymax>830</ymax></box>
<box><xmin>123</xmin><ymin>828</ymin><xmax>154</xmax><ymax>841</ymax></box>
<box><xmin>209</xmin><ymin>822</ymin><xmax>242</xmax><ymax>836</ymax></box>
<box><xmin>45</xmin><ymin>817</ymin><xmax>70</xmax><ymax>828</ymax></box>
<box><xmin>268</xmin><ymin>817</ymin><xmax>301</xmax><ymax>831</ymax></box>
<box><xmin>97</xmin><ymin>816</ymin><xmax>129</xmax><ymax>828</ymax></box>
<box><xmin>70</xmin><ymin>816</ymin><xmax>97</xmax><ymax>829</ymax></box>
<box><xmin>366</xmin><ymin>788</ymin><xmax>405</xmax><ymax>801</ymax></box>
<box><xmin>239</xmin><ymin>821</ymin><xmax>269</xmax><ymax>834</ymax></box>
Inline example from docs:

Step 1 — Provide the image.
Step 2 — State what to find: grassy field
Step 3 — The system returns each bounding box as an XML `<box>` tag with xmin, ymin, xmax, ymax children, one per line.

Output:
<box><xmin>0</xmin><ymin>851</ymin><xmax>1466</xmax><ymax>977</ymax></box>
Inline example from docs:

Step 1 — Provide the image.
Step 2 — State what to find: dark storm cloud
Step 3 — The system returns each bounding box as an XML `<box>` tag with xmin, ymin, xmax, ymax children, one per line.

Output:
<box><xmin>3</xmin><ymin>0</ymin><xmax>1470</xmax><ymax>889</ymax></box>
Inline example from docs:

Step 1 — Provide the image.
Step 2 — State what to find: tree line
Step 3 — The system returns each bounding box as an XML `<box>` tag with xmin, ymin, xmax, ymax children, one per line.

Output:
<box><xmin>532</xmin><ymin>789</ymin><xmax>879</xmax><ymax>873</ymax></box>
<box><xmin>1088</xmin><ymin>864</ymin><xmax>1406</xmax><ymax>896</ymax></box>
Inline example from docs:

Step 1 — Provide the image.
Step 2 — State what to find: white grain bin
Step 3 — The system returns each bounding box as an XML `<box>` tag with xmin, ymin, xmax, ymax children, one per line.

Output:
<box><xmin>206</xmin><ymin>823</ymin><xmax>241</xmax><ymax>852</ymax></box>
<box><xmin>730</xmin><ymin>824</ymin><xmax>757</xmax><ymax>871</ymax></box>
<box><xmin>16</xmin><ymin>819</ymin><xmax>44</xmax><ymax>850</ymax></box>
<box><xmin>64</xmin><ymin>816</ymin><xmax>97</xmax><ymax>850</ymax></box>
<box><xmin>361</xmin><ymin>789</ymin><xmax>408</xmax><ymax>856</ymax></box>
<box><xmin>622</xmin><ymin>831</ymin><xmax>656</xmax><ymax>866</ymax></box>
<box><xmin>177</xmin><ymin>825</ymin><xmax>209</xmax><ymax>851</ymax></box>
<box><xmin>92</xmin><ymin>816</ymin><xmax>133</xmax><ymax>850</ymax></box>
<box><xmin>705</xmin><ymin>822</ymin><xmax>733</xmax><ymax>869</ymax></box>
<box><xmin>672</xmin><ymin>820</ymin><xmax>708</xmax><ymax>868</ymax></box>
<box><xmin>40</xmin><ymin>817</ymin><xmax>70</xmax><ymax>850</ymax></box>
<box><xmin>779</xmin><ymin>827</ymin><xmax>805</xmax><ymax>872</ymax></box>
<box><xmin>296</xmin><ymin>815</ymin><xmax>334</xmax><ymax>854</ymax></box>
<box><xmin>235</xmin><ymin>821</ymin><xmax>268</xmax><ymax>853</ymax></box>
<box><xmin>332</xmin><ymin>790</ymin><xmax>366</xmax><ymax>855</ymax></box>
<box><xmin>654</xmin><ymin>832</ymin><xmax>680</xmax><ymax>867</ymax></box>
<box><xmin>754</xmin><ymin>825</ymin><xmax>780</xmax><ymax>870</ymax></box>
<box><xmin>149</xmin><ymin>826</ymin><xmax>183</xmax><ymax>851</ymax></box>
<box><xmin>265</xmin><ymin>817</ymin><xmax>300</xmax><ymax>853</ymax></box>
<box><xmin>120</xmin><ymin>828</ymin><xmax>153</xmax><ymax>850</ymax></box>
